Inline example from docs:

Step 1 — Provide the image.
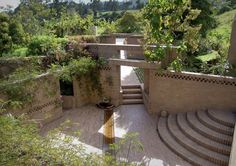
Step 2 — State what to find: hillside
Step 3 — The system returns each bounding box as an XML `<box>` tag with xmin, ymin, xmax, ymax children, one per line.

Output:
<box><xmin>197</xmin><ymin>9</ymin><xmax>236</xmax><ymax>63</ymax></box>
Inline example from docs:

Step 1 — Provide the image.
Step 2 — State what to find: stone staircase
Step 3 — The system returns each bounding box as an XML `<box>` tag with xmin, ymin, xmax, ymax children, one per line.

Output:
<box><xmin>157</xmin><ymin>110</ymin><xmax>236</xmax><ymax>166</ymax></box>
<box><xmin>121</xmin><ymin>85</ymin><xmax>143</xmax><ymax>105</ymax></box>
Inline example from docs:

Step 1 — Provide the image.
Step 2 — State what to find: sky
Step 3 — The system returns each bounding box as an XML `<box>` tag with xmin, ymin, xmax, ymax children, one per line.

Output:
<box><xmin>0</xmin><ymin>0</ymin><xmax>122</xmax><ymax>8</ymax></box>
<box><xmin>0</xmin><ymin>0</ymin><xmax>95</xmax><ymax>8</ymax></box>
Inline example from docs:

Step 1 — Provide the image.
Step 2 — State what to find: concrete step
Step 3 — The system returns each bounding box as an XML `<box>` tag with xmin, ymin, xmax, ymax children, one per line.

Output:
<box><xmin>121</xmin><ymin>84</ymin><xmax>141</xmax><ymax>89</ymax></box>
<box><xmin>208</xmin><ymin>110</ymin><xmax>236</xmax><ymax>128</ymax></box>
<box><xmin>158</xmin><ymin>117</ymin><xmax>218</xmax><ymax>166</ymax></box>
<box><xmin>123</xmin><ymin>99</ymin><xmax>143</xmax><ymax>105</ymax></box>
<box><xmin>122</xmin><ymin>88</ymin><xmax>142</xmax><ymax>94</ymax></box>
<box><xmin>187</xmin><ymin>112</ymin><xmax>233</xmax><ymax>145</ymax></box>
<box><xmin>197</xmin><ymin>111</ymin><xmax>234</xmax><ymax>136</ymax></box>
<box><xmin>168</xmin><ymin>114</ymin><xmax>229</xmax><ymax>166</ymax></box>
<box><xmin>123</xmin><ymin>94</ymin><xmax>143</xmax><ymax>99</ymax></box>
<box><xmin>177</xmin><ymin>113</ymin><xmax>231</xmax><ymax>155</ymax></box>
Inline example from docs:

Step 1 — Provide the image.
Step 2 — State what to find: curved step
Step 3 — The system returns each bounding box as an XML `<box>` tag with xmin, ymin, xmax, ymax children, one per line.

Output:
<box><xmin>158</xmin><ymin>117</ymin><xmax>218</xmax><ymax>166</ymax></box>
<box><xmin>197</xmin><ymin>111</ymin><xmax>234</xmax><ymax>136</ymax></box>
<box><xmin>187</xmin><ymin>112</ymin><xmax>233</xmax><ymax>145</ymax></box>
<box><xmin>177</xmin><ymin>113</ymin><xmax>231</xmax><ymax>155</ymax></box>
<box><xmin>208</xmin><ymin>110</ymin><xmax>236</xmax><ymax>128</ymax></box>
<box><xmin>168</xmin><ymin>114</ymin><xmax>229</xmax><ymax>166</ymax></box>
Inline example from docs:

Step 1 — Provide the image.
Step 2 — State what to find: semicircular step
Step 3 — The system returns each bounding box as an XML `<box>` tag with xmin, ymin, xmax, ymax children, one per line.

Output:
<box><xmin>197</xmin><ymin>111</ymin><xmax>234</xmax><ymax>136</ymax></box>
<box><xmin>207</xmin><ymin>110</ymin><xmax>236</xmax><ymax>128</ymax></box>
<box><xmin>158</xmin><ymin>117</ymin><xmax>218</xmax><ymax>166</ymax></box>
<box><xmin>177</xmin><ymin>113</ymin><xmax>231</xmax><ymax>155</ymax></box>
<box><xmin>187</xmin><ymin>112</ymin><xmax>233</xmax><ymax>145</ymax></box>
<box><xmin>168</xmin><ymin>114</ymin><xmax>229</xmax><ymax>166</ymax></box>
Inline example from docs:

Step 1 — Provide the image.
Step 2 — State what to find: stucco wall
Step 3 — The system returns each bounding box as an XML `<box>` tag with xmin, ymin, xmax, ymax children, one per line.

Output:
<box><xmin>148</xmin><ymin>71</ymin><xmax>236</xmax><ymax>114</ymax></box>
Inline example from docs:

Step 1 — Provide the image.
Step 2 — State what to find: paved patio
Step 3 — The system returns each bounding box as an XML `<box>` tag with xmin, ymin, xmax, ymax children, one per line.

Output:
<box><xmin>114</xmin><ymin>105</ymin><xmax>191</xmax><ymax>166</ymax></box>
<box><xmin>40</xmin><ymin>106</ymin><xmax>104</xmax><ymax>154</ymax></box>
<box><xmin>40</xmin><ymin>104</ymin><xmax>191</xmax><ymax>166</ymax></box>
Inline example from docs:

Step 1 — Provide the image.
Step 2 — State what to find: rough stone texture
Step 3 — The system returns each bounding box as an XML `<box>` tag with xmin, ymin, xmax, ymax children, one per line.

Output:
<box><xmin>228</xmin><ymin>14</ymin><xmax>236</xmax><ymax>66</ymax></box>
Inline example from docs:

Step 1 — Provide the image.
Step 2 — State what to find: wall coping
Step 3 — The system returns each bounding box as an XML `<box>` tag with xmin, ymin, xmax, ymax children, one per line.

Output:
<box><xmin>84</xmin><ymin>43</ymin><xmax>179</xmax><ymax>49</ymax></box>
<box><xmin>156</xmin><ymin>71</ymin><xmax>236</xmax><ymax>86</ymax></box>
<box><xmin>0</xmin><ymin>72</ymin><xmax>52</xmax><ymax>87</ymax></box>
<box><xmin>109</xmin><ymin>58</ymin><xmax>161</xmax><ymax>69</ymax></box>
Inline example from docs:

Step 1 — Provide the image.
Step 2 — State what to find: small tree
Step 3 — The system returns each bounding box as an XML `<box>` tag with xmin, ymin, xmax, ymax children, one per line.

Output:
<box><xmin>0</xmin><ymin>13</ymin><xmax>12</xmax><ymax>55</ymax></box>
<box><xmin>9</xmin><ymin>20</ymin><xmax>25</xmax><ymax>45</ymax></box>
<box><xmin>116</xmin><ymin>11</ymin><xmax>142</xmax><ymax>33</ymax></box>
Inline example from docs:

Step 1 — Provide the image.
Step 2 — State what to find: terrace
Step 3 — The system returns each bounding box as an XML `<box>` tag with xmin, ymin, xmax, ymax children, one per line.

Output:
<box><xmin>1</xmin><ymin>24</ymin><xmax>236</xmax><ymax>166</ymax></box>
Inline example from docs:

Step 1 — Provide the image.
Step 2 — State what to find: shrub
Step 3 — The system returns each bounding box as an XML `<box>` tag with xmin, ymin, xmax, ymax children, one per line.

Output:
<box><xmin>27</xmin><ymin>35</ymin><xmax>68</xmax><ymax>56</ymax></box>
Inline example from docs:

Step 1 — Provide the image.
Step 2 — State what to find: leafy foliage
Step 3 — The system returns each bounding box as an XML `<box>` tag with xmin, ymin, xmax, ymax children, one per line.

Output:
<box><xmin>0</xmin><ymin>114</ymin><xmax>134</xmax><ymax>166</ymax></box>
<box><xmin>28</xmin><ymin>35</ymin><xmax>68</xmax><ymax>56</ymax></box>
<box><xmin>116</xmin><ymin>11</ymin><xmax>143</xmax><ymax>33</ymax></box>
<box><xmin>143</xmin><ymin>0</ymin><xmax>201</xmax><ymax>62</ymax></box>
<box><xmin>0</xmin><ymin>13</ymin><xmax>12</xmax><ymax>55</ymax></box>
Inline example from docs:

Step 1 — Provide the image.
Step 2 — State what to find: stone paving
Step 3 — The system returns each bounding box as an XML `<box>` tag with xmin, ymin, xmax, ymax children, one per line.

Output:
<box><xmin>40</xmin><ymin>104</ymin><xmax>191</xmax><ymax>166</ymax></box>
<box><xmin>40</xmin><ymin>106</ymin><xmax>104</xmax><ymax>155</ymax></box>
<box><xmin>114</xmin><ymin>104</ymin><xmax>191</xmax><ymax>166</ymax></box>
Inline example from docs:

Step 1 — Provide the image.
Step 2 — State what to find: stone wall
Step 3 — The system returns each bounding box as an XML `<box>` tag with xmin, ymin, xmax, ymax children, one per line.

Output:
<box><xmin>1</xmin><ymin>74</ymin><xmax>63</xmax><ymax>127</ymax></box>
<box><xmin>62</xmin><ymin>66</ymin><xmax>121</xmax><ymax>109</ymax></box>
<box><xmin>147</xmin><ymin>71</ymin><xmax>236</xmax><ymax>114</ymax></box>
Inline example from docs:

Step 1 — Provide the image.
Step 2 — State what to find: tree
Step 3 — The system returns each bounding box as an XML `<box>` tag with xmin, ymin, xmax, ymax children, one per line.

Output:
<box><xmin>9</xmin><ymin>20</ymin><xmax>25</xmax><ymax>45</ymax></box>
<box><xmin>0</xmin><ymin>13</ymin><xmax>12</xmax><ymax>55</ymax></box>
<box><xmin>90</xmin><ymin>0</ymin><xmax>101</xmax><ymax>16</ymax></box>
<box><xmin>191</xmin><ymin>0</ymin><xmax>216</xmax><ymax>37</ymax></box>
<box><xmin>143</xmin><ymin>0</ymin><xmax>201</xmax><ymax>67</ymax></box>
<box><xmin>116</xmin><ymin>11</ymin><xmax>142</xmax><ymax>33</ymax></box>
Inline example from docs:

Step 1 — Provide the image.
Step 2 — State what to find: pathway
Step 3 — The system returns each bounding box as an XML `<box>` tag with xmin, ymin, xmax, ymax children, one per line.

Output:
<box><xmin>121</xmin><ymin>66</ymin><xmax>140</xmax><ymax>85</ymax></box>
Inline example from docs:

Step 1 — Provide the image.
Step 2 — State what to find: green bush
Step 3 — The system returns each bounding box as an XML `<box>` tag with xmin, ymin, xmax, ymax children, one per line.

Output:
<box><xmin>27</xmin><ymin>35</ymin><xmax>68</xmax><ymax>56</ymax></box>
<box><xmin>0</xmin><ymin>114</ymin><xmax>125</xmax><ymax>166</ymax></box>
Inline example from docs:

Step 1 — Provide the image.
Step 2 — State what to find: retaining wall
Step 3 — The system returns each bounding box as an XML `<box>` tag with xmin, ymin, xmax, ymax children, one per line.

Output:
<box><xmin>1</xmin><ymin>74</ymin><xmax>63</xmax><ymax>127</ymax></box>
<box><xmin>147</xmin><ymin>71</ymin><xmax>236</xmax><ymax>114</ymax></box>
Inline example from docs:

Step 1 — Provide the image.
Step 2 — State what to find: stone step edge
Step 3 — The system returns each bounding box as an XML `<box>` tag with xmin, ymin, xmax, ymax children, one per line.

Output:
<box><xmin>177</xmin><ymin>113</ymin><xmax>231</xmax><ymax>156</ymax></box>
<box><xmin>168</xmin><ymin>115</ymin><xmax>228</xmax><ymax>166</ymax></box>
<box><xmin>207</xmin><ymin>110</ymin><xmax>235</xmax><ymax>128</ymax></box>
<box><xmin>158</xmin><ymin>117</ymin><xmax>218</xmax><ymax>166</ymax></box>
<box><xmin>197</xmin><ymin>111</ymin><xmax>234</xmax><ymax>136</ymax></box>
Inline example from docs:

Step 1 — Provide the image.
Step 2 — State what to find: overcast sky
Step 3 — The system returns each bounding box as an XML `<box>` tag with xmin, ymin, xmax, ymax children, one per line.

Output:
<box><xmin>0</xmin><ymin>0</ymin><xmax>108</xmax><ymax>8</ymax></box>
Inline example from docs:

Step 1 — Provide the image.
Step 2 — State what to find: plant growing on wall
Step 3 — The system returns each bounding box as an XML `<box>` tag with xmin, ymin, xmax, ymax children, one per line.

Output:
<box><xmin>50</xmin><ymin>57</ymin><xmax>105</xmax><ymax>96</ymax></box>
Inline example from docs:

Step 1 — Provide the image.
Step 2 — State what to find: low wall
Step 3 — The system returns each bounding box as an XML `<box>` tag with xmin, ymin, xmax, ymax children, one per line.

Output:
<box><xmin>148</xmin><ymin>71</ymin><xmax>236</xmax><ymax>114</ymax></box>
<box><xmin>1</xmin><ymin>74</ymin><xmax>63</xmax><ymax>127</ymax></box>
<box><xmin>61</xmin><ymin>66</ymin><xmax>121</xmax><ymax>109</ymax></box>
